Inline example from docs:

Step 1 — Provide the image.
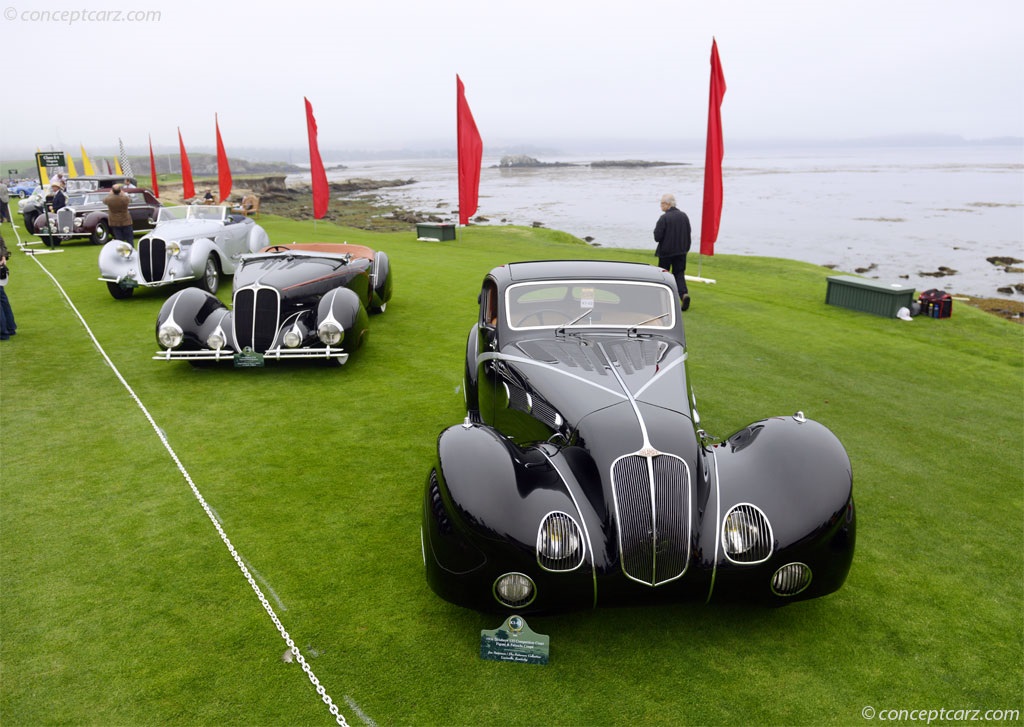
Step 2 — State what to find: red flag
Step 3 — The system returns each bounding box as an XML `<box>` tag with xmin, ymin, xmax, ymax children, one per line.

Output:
<box><xmin>215</xmin><ymin>114</ymin><xmax>232</xmax><ymax>203</ymax></box>
<box><xmin>304</xmin><ymin>97</ymin><xmax>329</xmax><ymax>219</ymax></box>
<box><xmin>456</xmin><ymin>75</ymin><xmax>483</xmax><ymax>226</ymax></box>
<box><xmin>148</xmin><ymin>135</ymin><xmax>159</xmax><ymax>198</ymax></box>
<box><xmin>700</xmin><ymin>38</ymin><xmax>727</xmax><ymax>256</ymax></box>
<box><xmin>177</xmin><ymin>127</ymin><xmax>195</xmax><ymax>200</ymax></box>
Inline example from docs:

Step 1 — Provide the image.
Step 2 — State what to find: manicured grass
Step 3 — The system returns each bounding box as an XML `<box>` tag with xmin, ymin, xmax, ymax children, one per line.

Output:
<box><xmin>1</xmin><ymin>215</ymin><xmax>1021</xmax><ymax>726</ymax></box>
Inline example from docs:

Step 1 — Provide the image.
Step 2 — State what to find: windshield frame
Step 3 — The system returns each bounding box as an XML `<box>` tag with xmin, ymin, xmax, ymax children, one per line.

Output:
<box><xmin>505</xmin><ymin>279</ymin><xmax>677</xmax><ymax>331</ymax></box>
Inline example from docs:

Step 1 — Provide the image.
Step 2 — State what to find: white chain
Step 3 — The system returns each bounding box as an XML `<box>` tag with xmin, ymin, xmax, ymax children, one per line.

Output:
<box><xmin>23</xmin><ymin>249</ymin><xmax>350</xmax><ymax>726</ymax></box>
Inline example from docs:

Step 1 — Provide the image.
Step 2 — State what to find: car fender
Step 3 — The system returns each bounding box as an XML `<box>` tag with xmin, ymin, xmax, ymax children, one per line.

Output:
<box><xmin>246</xmin><ymin>224</ymin><xmax>270</xmax><ymax>253</ymax></box>
<box><xmin>81</xmin><ymin>210</ymin><xmax>107</xmax><ymax>231</ymax></box>
<box><xmin>98</xmin><ymin>239</ymin><xmax>134</xmax><ymax>277</ymax></box>
<box><xmin>186</xmin><ymin>237</ymin><xmax>219</xmax><ymax>275</ymax></box>
<box><xmin>317</xmin><ymin>286</ymin><xmax>369</xmax><ymax>352</ymax></box>
<box><xmin>156</xmin><ymin>287</ymin><xmax>229</xmax><ymax>350</ymax></box>
<box><xmin>706</xmin><ymin>414</ymin><xmax>855</xmax><ymax>600</ymax></box>
<box><xmin>370</xmin><ymin>250</ymin><xmax>393</xmax><ymax>311</ymax></box>
<box><xmin>464</xmin><ymin>323</ymin><xmax>480</xmax><ymax>412</ymax></box>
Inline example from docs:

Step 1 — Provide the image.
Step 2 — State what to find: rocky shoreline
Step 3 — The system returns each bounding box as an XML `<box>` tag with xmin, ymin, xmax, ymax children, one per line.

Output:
<box><xmin>158</xmin><ymin>175</ymin><xmax>1022</xmax><ymax>323</ymax></box>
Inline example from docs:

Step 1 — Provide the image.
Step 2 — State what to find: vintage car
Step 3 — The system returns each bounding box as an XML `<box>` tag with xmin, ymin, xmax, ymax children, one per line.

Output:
<box><xmin>33</xmin><ymin>187</ymin><xmax>160</xmax><ymax>246</ymax></box>
<box><xmin>154</xmin><ymin>242</ymin><xmax>393</xmax><ymax>367</ymax></box>
<box><xmin>422</xmin><ymin>260</ymin><xmax>855</xmax><ymax>613</ymax></box>
<box><xmin>98</xmin><ymin>205</ymin><xmax>270</xmax><ymax>299</ymax></box>
<box><xmin>7</xmin><ymin>180</ymin><xmax>38</xmax><ymax>198</ymax></box>
<box><xmin>21</xmin><ymin>175</ymin><xmax>135</xmax><ymax>234</ymax></box>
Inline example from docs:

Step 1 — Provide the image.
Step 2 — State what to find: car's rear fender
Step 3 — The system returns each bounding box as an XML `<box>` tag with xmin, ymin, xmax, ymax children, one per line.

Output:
<box><xmin>246</xmin><ymin>225</ymin><xmax>270</xmax><ymax>254</ymax></box>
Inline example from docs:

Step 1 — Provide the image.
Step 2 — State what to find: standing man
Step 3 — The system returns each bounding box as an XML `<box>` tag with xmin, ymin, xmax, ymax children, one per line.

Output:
<box><xmin>103</xmin><ymin>184</ymin><xmax>134</xmax><ymax>244</ymax></box>
<box><xmin>46</xmin><ymin>181</ymin><xmax>67</xmax><ymax>212</ymax></box>
<box><xmin>654</xmin><ymin>193</ymin><xmax>692</xmax><ymax>311</ymax></box>
<box><xmin>0</xmin><ymin>182</ymin><xmax>10</xmax><ymax>223</ymax></box>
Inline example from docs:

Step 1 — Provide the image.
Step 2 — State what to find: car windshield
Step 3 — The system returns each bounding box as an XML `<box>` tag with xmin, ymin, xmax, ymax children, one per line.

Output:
<box><xmin>82</xmin><ymin>193</ymin><xmax>107</xmax><ymax>205</ymax></box>
<box><xmin>66</xmin><ymin>179</ymin><xmax>100</xmax><ymax>192</ymax></box>
<box><xmin>506</xmin><ymin>280</ymin><xmax>676</xmax><ymax>330</ymax></box>
<box><xmin>157</xmin><ymin>205</ymin><xmax>226</xmax><ymax>223</ymax></box>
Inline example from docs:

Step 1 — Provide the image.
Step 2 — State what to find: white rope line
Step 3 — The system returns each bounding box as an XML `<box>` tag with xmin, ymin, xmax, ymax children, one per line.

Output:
<box><xmin>23</xmin><ymin>250</ymin><xmax>351</xmax><ymax>727</ymax></box>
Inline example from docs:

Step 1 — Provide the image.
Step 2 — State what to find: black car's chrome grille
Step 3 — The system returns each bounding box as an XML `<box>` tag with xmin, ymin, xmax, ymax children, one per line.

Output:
<box><xmin>611</xmin><ymin>453</ymin><xmax>690</xmax><ymax>586</ymax></box>
<box><xmin>233</xmin><ymin>286</ymin><xmax>280</xmax><ymax>353</ymax></box>
<box><xmin>139</xmin><ymin>238</ymin><xmax>166</xmax><ymax>282</ymax></box>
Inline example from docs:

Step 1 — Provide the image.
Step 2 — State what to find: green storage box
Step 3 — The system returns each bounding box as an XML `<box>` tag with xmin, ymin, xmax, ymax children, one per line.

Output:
<box><xmin>825</xmin><ymin>275</ymin><xmax>916</xmax><ymax>318</ymax></box>
<box><xmin>416</xmin><ymin>223</ymin><xmax>456</xmax><ymax>241</ymax></box>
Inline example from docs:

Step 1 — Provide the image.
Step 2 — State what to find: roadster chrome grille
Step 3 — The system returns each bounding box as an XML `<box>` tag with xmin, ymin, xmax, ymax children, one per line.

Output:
<box><xmin>139</xmin><ymin>238</ymin><xmax>166</xmax><ymax>282</ymax></box>
<box><xmin>233</xmin><ymin>286</ymin><xmax>280</xmax><ymax>353</ymax></box>
<box><xmin>611</xmin><ymin>453</ymin><xmax>690</xmax><ymax>586</ymax></box>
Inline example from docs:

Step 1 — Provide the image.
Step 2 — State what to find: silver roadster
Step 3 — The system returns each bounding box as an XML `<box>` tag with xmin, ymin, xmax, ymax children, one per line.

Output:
<box><xmin>98</xmin><ymin>205</ymin><xmax>270</xmax><ymax>299</ymax></box>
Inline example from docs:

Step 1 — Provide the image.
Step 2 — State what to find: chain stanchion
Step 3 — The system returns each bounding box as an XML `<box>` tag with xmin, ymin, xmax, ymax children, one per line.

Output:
<box><xmin>24</xmin><ymin>252</ymin><xmax>351</xmax><ymax>727</ymax></box>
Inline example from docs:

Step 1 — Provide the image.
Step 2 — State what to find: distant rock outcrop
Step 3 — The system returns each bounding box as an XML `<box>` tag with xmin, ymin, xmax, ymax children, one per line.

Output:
<box><xmin>497</xmin><ymin>155</ymin><xmax>575</xmax><ymax>168</ymax></box>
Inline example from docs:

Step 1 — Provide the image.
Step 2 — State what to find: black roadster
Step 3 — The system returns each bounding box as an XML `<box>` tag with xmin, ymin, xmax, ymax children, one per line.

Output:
<box><xmin>423</xmin><ymin>260</ymin><xmax>854</xmax><ymax>613</ymax></box>
<box><xmin>154</xmin><ymin>243</ymin><xmax>392</xmax><ymax>366</ymax></box>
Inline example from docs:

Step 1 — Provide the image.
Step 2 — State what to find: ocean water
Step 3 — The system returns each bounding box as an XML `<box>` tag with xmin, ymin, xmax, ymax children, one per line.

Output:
<box><xmin>301</xmin><ymin>144</ymin><xmax>1024</xmax><ymax>298</ymax></box>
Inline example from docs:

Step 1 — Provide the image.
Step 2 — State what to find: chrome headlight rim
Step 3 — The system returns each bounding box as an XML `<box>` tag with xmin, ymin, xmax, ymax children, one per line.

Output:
<box><xmin>282</xmin><ymin>326</ymin><xmax>303</xmax><ymax>349</ymax></box>
<box><xmin>165</xmin><ymin>240</ymin><xmax>181</xmax><ymax>257</ymax></box>
<box><xmin>157</xmin><ymin>322</ymin><xmax>184</xmax><ymax>349</ymax></box>
<box><xmin>493</xmin><ymin>572</ymin><xmax>536</xmax><ymax>609</ymax></box>
<box><xmin>771</xmin><ymin>562</ymin><xmax>813</xmax><ymax>597</ymax></box>
<box><xmin>317</xmin><ymin>320</ymin><xmax>343</xmax><ymax>346</ymax></box>
<box><xmin>206</xmin><ymin>329</ymin><xmax>226</xmax><ymax>350</ymax></box>
<box><xmin>536</xmin><ymin>511</ymin><xmax>584</xmax><ymax>572</ymax></box>
<box><xmin>115</xmin><ymin>241</ymin><xmax>134</xmax><ymax>258</ymax></box>
<box><xmin>721</xmin><ymin>503</ymin><xmax>774</xmax><ymax>564</ymax></box>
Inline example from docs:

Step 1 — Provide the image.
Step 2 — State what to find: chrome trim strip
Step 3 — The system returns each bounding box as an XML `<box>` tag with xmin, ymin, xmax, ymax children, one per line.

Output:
<box><xmin>706</xmin><ymin>445</ymin><xmax>722</xmax><ymax>604</ymax></box>
<box><xmin>539</xmin><ymin>450</ymin><xmax>598</xmax><ymax>607</ymax></box>
<box><xmin>632</xmin><ymin>351</ymin><xmax>688</xmax><ymax>399</ymax></box>
<box><xmin>478</xmin><ymin>352</ymin><xmax>628</xmax><ymax>400</ymax></box>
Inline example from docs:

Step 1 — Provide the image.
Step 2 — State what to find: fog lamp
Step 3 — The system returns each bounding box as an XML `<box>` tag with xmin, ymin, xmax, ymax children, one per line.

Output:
<box><xmin>317</xmin><ymin>321</ymin><xmax>343</xmax><ymax>346</ymax></box>
<box><xmin>206</xmin><ymin>331</ymin><xmax>226</xmax><ymax>350</ymax></box>
<box><xmin>283</xmin><ymin>327</ymin><xmax>302</xmax><ymax>348</ymax></box>
<box><xmin>771</xmin><ymin>562</ymin><xmax>812</xmax><ymax>596</ymax></box>
<box><xmin>166</xmin><ymin>241</ymin><xmax>181</xmax><ymax>257</ymax></box>
<box><xmin>158</xmin><ymin>323</ymin><xmax>183</xmax><ymax>349</ymax></box>
<box><xmin>493</xmin><ymin>572</ymin><xmax>535</xmax><ymax>608</ymax></box>
<box><xmin>115</xmin><ymin>242</ymin><xmax>133</xmax><ymax>258</ymax></box>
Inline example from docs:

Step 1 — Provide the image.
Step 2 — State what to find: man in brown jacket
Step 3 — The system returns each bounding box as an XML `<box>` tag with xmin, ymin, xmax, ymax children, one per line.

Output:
<box><xmin>103</xmin><ymin>184</ymin><xmax>134</xmax><ymax>244</ymax></box>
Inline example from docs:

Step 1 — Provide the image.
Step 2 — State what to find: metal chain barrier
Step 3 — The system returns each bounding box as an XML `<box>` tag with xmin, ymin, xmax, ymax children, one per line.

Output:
<box><xmin>21</xmin><ymin>245</ymin><xmax>350</xmax><ymax>726</ymax></box>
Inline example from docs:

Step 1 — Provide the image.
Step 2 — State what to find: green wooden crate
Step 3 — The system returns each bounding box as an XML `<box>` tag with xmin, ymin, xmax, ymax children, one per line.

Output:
<box><xmin>825</xmin><ymin>275</ymin><xmax>916</xmax><ymax>318</ymax></box>
<box><xmin>416</xmin><ymin>223</ymin><xmax>456</xmax><ymax>241</ymax></box>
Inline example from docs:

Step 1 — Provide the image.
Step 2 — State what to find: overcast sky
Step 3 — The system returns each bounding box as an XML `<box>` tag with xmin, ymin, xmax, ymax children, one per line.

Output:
<box><xmin>2</xmin><ymin>0</ymin><xmax>1022</xmax><ymax>159</ymax></box>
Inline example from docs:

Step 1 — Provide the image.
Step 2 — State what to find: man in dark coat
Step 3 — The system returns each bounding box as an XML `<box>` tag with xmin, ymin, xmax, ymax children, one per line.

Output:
<box><xmin>653</xmin><ymin>193</ymin><xmax>692</xmax><ymax>311</ymax></box>
<box><xmin>46</xmin><ymin>181</ymin><xmax>67</xmax><ymax>212</ymax></box>
<box><xmin>103</xmin><ymin>184</ymin><xmax>134</xmax><ymax>244</ymax></box>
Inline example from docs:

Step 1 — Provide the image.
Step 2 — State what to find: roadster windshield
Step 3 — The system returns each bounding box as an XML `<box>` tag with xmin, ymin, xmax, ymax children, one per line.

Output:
<box><xmin>157</xmin><ymin>205</ymin><xmax>227</xmax><ymax>223</ymax></box>
<box><xmin>506</xmin><ymin>280</ymin><xmax>676</xmax><ymax>330</ymax></box>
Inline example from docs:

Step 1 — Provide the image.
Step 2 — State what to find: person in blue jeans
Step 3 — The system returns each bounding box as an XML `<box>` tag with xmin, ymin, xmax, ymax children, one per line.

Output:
<box><xmin>0</xmin><ymin>232</ymin><xmax>15</xmax><ymax>340</ymax></box>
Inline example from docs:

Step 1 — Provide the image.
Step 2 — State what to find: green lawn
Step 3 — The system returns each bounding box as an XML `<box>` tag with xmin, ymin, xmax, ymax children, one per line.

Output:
<box><xmin>1</xmin><ymin>213</ymin><xmax>1021</xmax><ymax>726</ymax></box>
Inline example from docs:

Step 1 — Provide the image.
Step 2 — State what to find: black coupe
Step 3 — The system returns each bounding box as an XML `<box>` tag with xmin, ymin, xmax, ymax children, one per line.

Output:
<box><xmin>423</xmin><ymin>260</ymin><xmax>854</xmax><ymax>613</ymax></box>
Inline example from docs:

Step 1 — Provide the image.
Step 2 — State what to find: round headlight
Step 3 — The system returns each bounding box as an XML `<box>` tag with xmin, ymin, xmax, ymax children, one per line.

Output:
<box><xmin>317</xmin><ymin>321</ymin><xmax>343</xmax><ymax>346</ymax></box>
<box><xmin>283</xmin><ymin>328</ymin><xmax>302</xmax><ymax>348</ymax></box>
<box><xmin>206</xmin><ymin>331</ymin><xmax>226</xmax><ymax>350</ymax></box>
<box><xmin>166</xmin><ymin>241</ymin><xmax>181</xmax><ymax>257</ymax></box>
<box><xmin>115</xmin><ymin>242</ymin><xmax>133</xmax><ymax>258</ymax></box>
<box><xmin>722</xmin><ymin>504</ymin><xmax>773</xmax><ymax>564</ymax></box>
<box><xmin>493</xmin><ymin>573</ymin><xmax>535</xmax><ymax>608</ymax></box>
<box><xmin>158</xmin><ymin>323</ymin><xmax>184</xmax><ymax>349</ymax></box>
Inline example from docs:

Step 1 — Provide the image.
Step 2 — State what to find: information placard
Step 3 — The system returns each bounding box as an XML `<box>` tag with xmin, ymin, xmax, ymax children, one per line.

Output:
<box><xmin>480</xmin><ymin>615</ymin><xmax>549</xmax><ymax>665</ymax></box>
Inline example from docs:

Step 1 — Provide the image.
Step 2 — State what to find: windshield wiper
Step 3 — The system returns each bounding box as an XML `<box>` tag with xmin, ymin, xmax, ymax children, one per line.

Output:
<box><xmin>633</xmin><ymin>311</ymin><xmax>670</xmax><ymax>326</ymax></box>
<box><xmin>555</xmin><ymin>309</ymin><xmax>593</xmax><ymax>335</ymax></box>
